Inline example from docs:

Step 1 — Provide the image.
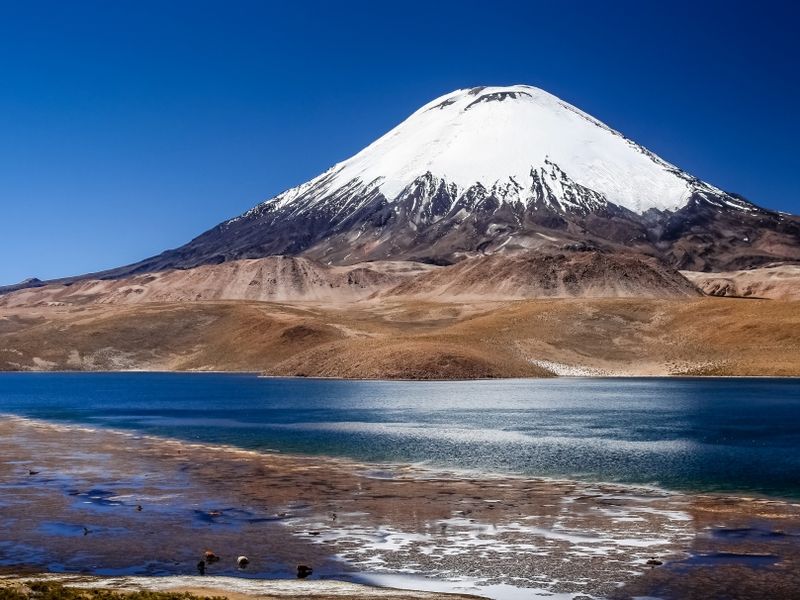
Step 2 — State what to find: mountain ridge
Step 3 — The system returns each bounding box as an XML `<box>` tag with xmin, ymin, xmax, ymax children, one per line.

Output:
<box><xmin>3</xmin><ymin>84</ymin><xmax>800</xmax><ymax>291</ymax></box>
<box><xmin>103</xmin><ymin>84</ymin><xmax>798</xmax><ymax>276</ymax></box>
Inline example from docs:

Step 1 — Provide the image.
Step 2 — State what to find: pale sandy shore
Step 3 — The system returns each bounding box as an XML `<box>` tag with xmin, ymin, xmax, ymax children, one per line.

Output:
<box><xmin>1</xmin><ymin>417</ymin><xmax>800</xmax><ymax>599</ymax></box>
<box><xmin>0</xmin><ymin>573</ymin><xmax>480</xmax><ymax>599</ymax></box>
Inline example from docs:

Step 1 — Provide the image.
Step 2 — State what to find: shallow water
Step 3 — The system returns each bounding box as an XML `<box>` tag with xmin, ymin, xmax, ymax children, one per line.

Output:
<box><xmin>1</xmin><ymin>409</ymin><xmax>800</xmax><ymax>600</ymax></box>
<box><xmin>1</xmin><ymin>373</ymin><xmax>799</xmax><ymax>497</ymax></box>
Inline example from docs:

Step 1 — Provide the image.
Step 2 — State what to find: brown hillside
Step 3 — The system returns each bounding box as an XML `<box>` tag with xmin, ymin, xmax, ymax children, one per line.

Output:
<box><xmin>1</xmin><ymin>297</ymin><xmax>798</xmax><ymax>378</ymax></box>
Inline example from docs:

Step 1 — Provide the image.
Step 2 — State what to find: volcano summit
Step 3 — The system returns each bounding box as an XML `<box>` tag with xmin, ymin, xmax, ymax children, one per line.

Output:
<box><xmin>109</xmin><ymin>84</ymin><xmax>799</xmax><ymax>276</ymax></box>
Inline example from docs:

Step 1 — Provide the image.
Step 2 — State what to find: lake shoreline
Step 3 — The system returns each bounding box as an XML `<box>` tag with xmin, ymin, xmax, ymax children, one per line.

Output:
<box><xmin>3</xmin><ymin>411</ymin><xmax>799</xmax><ymax>504</ymax></box>
<box><xmin>1</xmin><ymin>369</ymin><xmax>800</xmax><ymax>382</ymax></box>
<box><xmin>0</xmin><ymin>573</ymin><xmax>482</xmax><ymax>600</ymax></box>
<box><xmin>1</xmin><ymin>373</ymin><xmax>800</xmax><ymax>499</ymax></box>
<box><xmin>2</xmin><ymin>415</ymin><xmax>800</xmax><ymax>599</ymax></box>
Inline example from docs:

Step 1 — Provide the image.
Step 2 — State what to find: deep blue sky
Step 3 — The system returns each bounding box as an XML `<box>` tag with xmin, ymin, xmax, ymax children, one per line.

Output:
<box><xmin>1</xmin><ymin>0</ymin><xmax>798</xmax><ymax>285</ymax></box>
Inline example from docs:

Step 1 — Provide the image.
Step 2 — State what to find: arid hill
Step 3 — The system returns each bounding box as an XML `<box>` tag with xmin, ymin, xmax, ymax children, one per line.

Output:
<box><xmin>0</xmin><ymin>250</ymin><xmax>699</xmax><ymax>309</ymax></box>
<box><xmin>1</xmin><ymin>296</ymin><xmax>798</xmax><ymax>378</ymax></box>
<box><xmin>382</xmin><ymin>250</ymin><xmax>700</xmax><ymax>300</ymax></box>
<box><xmin>3</xmin><ymin>249</ymin><xmax>799</xmax><ymax>379</ymax></box>
<box><xmin>0</xmin><ymin>257</ymin><xmax>435</xmax><ymax>307</ymax></box>
<box><xmin>683</xmin><ymin>265</ymin><xmax>800</xmax><ymax>300</ymax></box>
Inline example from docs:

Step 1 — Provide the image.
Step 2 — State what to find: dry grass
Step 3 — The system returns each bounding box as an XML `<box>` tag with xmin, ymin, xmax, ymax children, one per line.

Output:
<box><xmin>0</xmin><ymin>582</ymin><xmax>224</xmax><ymax>600</ymax></box>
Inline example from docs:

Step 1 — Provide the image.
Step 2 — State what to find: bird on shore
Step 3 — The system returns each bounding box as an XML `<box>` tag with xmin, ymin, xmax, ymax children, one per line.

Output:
<box><xmin>296</xmin><ymin>564</ymin><xmax>313</xmax><ymax>578</ymax></box>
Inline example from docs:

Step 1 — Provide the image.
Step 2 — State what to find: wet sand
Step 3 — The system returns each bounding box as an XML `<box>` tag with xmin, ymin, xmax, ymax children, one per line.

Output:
<box><xmin>1</xmin><ymin>416</ymin><xmax>799</xmax><ymax>599</ymax></box>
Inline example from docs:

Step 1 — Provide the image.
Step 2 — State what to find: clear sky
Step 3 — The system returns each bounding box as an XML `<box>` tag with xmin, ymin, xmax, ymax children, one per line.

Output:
<box><xmin>1</xmin><ymin>0</ymin><xmax>798</xmax><ymax>285</ymax></box>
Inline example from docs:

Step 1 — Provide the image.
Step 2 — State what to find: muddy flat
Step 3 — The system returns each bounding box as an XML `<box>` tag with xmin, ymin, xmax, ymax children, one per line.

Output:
<box><xmin>1</xmin><ymin>416</ymin><xmax>800</xmax><ymax>599</ymax></box>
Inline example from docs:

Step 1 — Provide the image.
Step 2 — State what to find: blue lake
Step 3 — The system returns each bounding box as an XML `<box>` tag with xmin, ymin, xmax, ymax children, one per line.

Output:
<box><xmin>0</xmin><ymin>372</ymin><xmax>799</xmax><ymax>498</ymax></box>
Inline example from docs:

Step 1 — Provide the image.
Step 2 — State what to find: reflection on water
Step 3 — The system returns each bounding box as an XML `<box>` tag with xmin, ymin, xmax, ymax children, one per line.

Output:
<box><xmin>1</xmin><ymin>409</ymin><xmax>800</xmax><ymax>600</ymax></box>
<box><xmin>0</xmin><ymin>417</ymin><xmax>702</xmax><ymax>598</ymax></box>
<box><xmin>0</xmin><ymin>373</ymin><xmax>799</xmax><ymax>497</ymax></box>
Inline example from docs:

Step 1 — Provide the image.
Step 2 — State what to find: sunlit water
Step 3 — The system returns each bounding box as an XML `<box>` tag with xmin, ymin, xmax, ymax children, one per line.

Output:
<box><xmin>1</xmin><ymin>373</ymin><xmax>799</xmax><ymax>498</ymax></box>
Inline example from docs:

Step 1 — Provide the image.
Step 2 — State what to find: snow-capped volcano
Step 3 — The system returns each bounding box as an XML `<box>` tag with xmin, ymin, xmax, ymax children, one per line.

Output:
<box><xmin>271</xmin><ymin>85</ymin><xmax>722</xmax><ymax>215</ymax></box>
<box><xmin>87</xmin><ymin>85</ymin><xmax>799</xmax><ymax>276</ymax></box>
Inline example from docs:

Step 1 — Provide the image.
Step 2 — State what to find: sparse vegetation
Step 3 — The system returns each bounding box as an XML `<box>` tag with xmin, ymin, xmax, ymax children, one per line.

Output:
<box><xmin>0</xmin><ymin>582</ymin><xmax>225</xmax><ymax>600</ymax></box>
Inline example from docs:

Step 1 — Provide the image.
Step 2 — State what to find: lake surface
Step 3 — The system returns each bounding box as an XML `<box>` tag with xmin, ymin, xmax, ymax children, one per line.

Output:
<box><xmin>1</xmin><ymin>373</ymin><xmax>799</xmax><ymax>498</ymax></box>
